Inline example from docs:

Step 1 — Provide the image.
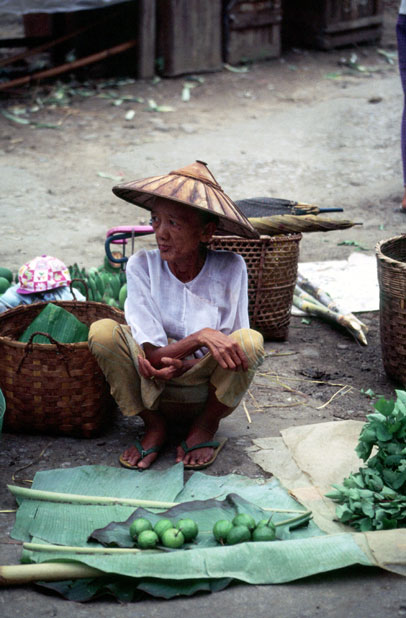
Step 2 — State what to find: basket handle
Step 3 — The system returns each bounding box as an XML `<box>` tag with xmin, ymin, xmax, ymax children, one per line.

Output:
<box><xmin>17</xmin><ymin>332</ymin><xmax>72</xmax><ymax>377</ymax></box>
<box><xmin>70</xmin><ymin>278</ymin><xmax>89</xmax><ymax>301</ymax></box>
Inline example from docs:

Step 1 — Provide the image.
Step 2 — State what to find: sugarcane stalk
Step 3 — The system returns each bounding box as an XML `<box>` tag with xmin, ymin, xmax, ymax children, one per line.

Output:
<box><xmin>0</xmin><ymin>563</ymin><xmax>102</xmax><ymax>586</ymax></box>
<box><xmin>294</xmin><ymin>285</ymin><xmax>328</xmax><ymax>310</ymax></box>
<box><xmin>297</xmin><ymin>273</ymin><xmax>368</xmax><ymax>336</ymax></box>
<box><xmin>293</xmin><ymin>293</ymin><xmax>368</xmax><ymax>346</ymax></box>
<box><xmin>297</xmin><ymin>272</ymin><xmax>340</xmax><ymax>312</ymax></box>
<box><xmin>8</xmin><ymin>485</ymin><xmax>310</xmax><ymax>514</ymax></box>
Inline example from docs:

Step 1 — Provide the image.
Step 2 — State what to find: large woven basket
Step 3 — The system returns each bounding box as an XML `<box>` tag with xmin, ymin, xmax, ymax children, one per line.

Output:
<box><xmin>0</xmin><ymin>300</ymin><xmax>126</xmax><ymax>437</ymax></box>
<box><xmin>210</xmin><ymin>233</ymin><xmax>302</xmax><ymax>340</ymax></box>
<box><xmin>376</xmin><ymin>235</ymin><xmax>406</xmax><ymax>385</ymax></box>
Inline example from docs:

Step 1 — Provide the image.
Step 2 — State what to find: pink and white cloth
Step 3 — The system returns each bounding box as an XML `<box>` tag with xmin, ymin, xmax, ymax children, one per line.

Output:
<box><xmin>17</xmin><ymin>255</ymin><xmax>71</xmax><ymax>294</ymax></box>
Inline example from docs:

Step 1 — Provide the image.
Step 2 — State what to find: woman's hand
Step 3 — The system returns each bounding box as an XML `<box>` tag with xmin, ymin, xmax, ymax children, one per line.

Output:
<box><xmin>138</xmin><ymin>355</ymin><xmax>189</xmax><ymax>381</ymax></box>
<box><xmin>197</xmin><ymin>328</ymin><xmax>248</xmax><ymax>371</ymax></box>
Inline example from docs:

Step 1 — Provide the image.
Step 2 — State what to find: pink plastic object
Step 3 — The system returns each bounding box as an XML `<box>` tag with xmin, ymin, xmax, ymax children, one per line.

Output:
<box><xmin>106</xmin><ymin>225</ymin><xmax>154</xmax><ymax>244</ymax></box>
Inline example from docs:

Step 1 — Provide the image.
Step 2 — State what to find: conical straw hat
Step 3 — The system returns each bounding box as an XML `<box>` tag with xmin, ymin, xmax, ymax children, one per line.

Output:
<box><xmin>112</xmin><ymin>161</ymin><xmax>259</xmax><ymax>239</ymax></box>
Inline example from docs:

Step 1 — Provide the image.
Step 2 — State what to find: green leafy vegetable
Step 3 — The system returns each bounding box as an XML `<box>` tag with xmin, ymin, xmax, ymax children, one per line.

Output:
<box><xmin>326</xmin><ymin>390</ymin><xmax>406</xmax><ymax>530</ymax></box>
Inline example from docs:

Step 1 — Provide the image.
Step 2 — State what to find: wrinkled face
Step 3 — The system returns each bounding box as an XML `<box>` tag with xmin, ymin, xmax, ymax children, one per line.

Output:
<box><xmin>150</xmin><ymin>198</ymin><xmax>215</xmax><ymax>265</ymax></box>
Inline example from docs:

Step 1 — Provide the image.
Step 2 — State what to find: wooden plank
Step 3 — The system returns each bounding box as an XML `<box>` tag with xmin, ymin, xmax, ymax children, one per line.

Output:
<box><xmin>283</xmin><ymin>0</ymin><xmax>383</xmax><ymax>49</ymax></box>
<box><xmin>317</xmin><ymin>25</ymin><xmax>383</xmax><ymax>50</ymax></box>
<box><xmin>136</xmin><ymin>0</ymin><xmax>156</xmax><ymax>78</ymax></box>
<box><xmin>324</xmin><ymin>14</ymin><xmax>383</xmax><ymax>34</ymax></box>
<box><xmin>228</xmin><ymin>11</ymin><xmax>282</xmax><ymax>30</ymax></box>
<box><xmin>157</xmin><ymin>0</ymin><xmax>222</xmax><ymax>76</ymax></box>
<box><xmin>227</xmin><ymin>21</ymin><xmax>280</xmax><ymax>64</ymax></box>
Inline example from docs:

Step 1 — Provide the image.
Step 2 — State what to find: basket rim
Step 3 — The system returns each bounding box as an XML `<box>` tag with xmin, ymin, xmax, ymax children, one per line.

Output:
<box><xmin>0</xmin><ymin>299</ymin><xmax>124</xmax><ymax>348</ymax></box>
<box><xmin>376</xmin><ymin>234</ymin><xmax>406</xmax><ymax>266</ymax></box>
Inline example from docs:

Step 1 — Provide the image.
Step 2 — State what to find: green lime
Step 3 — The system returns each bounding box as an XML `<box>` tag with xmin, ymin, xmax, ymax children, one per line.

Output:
<box><xmin>137</xmin><ymin>529</ymin><xmax>159</xmax><ymax>549</ymax></box>
<box><xmin>213</xmin><ymin>519</ymin><xmax>233</xmax><ymax>544</ymax></box>
<box><xmin>232</xmin><ymin>513</ymin><xmax>256</xmax><ymax>531</ymax></box>
<box><xmin>154</xmin><ymin>518</ymin><xmax>174</xmax><ymax>539</ymax></box>
<box><xmin>161</xmin><ymin>527</ymin><xmax>185</xmax><ymax>549</ymax></box>
<box><xmin>176</xmin><ymin>518</ymin><xmax>199</xmax><ymax>542</ymax></box>
<box><xmin>226</xmin><ymin>524</ymin><xmax>251</xmax><ymax>545</ymax></box>
<box><xmin>256</xmin><ymin>517</ymin><xmax>276</xmax><ymax>531</ymax></box>
<box><xmin>129</xmin><ymin>517</ymin><xmax>152</xmax><ymax>540</ymax></box>
<box><xmin>252</xmin><ymin>525</ymin><xmax>276</xmax><ymax>542</ymax></box>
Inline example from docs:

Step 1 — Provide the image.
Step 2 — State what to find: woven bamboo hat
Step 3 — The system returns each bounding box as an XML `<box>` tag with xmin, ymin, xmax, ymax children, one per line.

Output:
<box><xmin>112</xmin><ymin>160</ymin><xmax>259</xmax><ymax>239</ymax></box>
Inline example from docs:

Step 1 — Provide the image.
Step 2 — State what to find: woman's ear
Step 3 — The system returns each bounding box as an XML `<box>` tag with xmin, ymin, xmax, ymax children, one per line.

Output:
<box><xmin>201</xmin><ymin>221</ymin><xmax>217</xmax><ymax>242</ymax></box>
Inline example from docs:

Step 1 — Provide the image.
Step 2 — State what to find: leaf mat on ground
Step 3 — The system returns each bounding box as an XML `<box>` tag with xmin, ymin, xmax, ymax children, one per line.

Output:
<box><xmin>10</xmin><ymin>464</ymin><xmax>372</xmax><ymax>600</ymax></box>
<box><xmin>19</xmin><ymin>303</ymin><xmax>89</xmax><ymax>344</ymax></box>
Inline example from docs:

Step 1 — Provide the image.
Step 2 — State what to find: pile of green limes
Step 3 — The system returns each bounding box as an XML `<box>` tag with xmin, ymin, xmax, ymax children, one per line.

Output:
<box><xmin>212</xmin><ymin>513</ymin><xmax>276</xmax><ymax>545</ymax></box>
<box><xmin>129</xmin><ymin>516</ymin><xmax>199</xmax><ymax>549</ymax></box>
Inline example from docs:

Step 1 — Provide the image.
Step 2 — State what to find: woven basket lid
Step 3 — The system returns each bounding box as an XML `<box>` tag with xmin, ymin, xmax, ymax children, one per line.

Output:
<box><xmin>112</xmin><ymin>161</ymin><xmax>259</xmax><ymax>239</ymax></box>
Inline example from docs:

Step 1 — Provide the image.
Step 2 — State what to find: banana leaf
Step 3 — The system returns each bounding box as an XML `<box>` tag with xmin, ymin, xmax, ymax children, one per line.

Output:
<box><xmin>19</xmin><ymin>303</ymin><xmax>89</xmax><ymax>344</ymax></box>
<box><xmin>5</xmin><ymin>464</ymin><xmax>373</xmax><ymax>601</ymax></box>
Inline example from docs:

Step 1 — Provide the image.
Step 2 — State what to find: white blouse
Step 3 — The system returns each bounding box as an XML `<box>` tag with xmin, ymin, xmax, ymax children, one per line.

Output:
<box><xmin>124</xmin><ymin>248</ymin><xmax>250</xmax><ymax>357</ymax></box>
<box><xmin>401</xmin><ymin>0</ymin><xmax>406</xmax><ymax>14</ymax></box>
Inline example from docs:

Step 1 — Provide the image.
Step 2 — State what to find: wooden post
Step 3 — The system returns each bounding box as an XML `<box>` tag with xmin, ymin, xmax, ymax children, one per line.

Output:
<box><xmin>137</xmin><ymin>0</ymin><xmax>156</xmax><ymax>78</ymax></box>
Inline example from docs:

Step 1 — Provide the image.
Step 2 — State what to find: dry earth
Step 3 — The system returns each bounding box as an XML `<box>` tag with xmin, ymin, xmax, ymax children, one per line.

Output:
<box><xmin>1</xmin><ymin>2</ymin><xmax>406</xmax><ymax>617</ymax></box>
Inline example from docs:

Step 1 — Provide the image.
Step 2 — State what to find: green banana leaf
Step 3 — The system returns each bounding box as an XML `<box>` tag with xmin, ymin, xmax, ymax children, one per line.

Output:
<box><xmin>19</xmin><ymin>303</ymin><xmax>89</xmax><ymax>344</ymax></box>
<box><xmin>10</xmin><ymin>464</ymin><xmax>372</xmax><ymax>601</ymax></box>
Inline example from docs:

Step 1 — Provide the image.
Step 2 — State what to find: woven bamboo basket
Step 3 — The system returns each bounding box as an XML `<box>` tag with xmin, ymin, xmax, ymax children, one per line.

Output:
<box><xmin>376</xmin><ymin>235</ymin><xmax>406</xmax><ymax>385</ymax></box>
<box><xmin>0</xmin><ymin>300</ymin><xmax>126</xmax><ymax>437</ymax></box>
<box><xmin>210</xmin><ymin>233</ymin><xmax>302</xmax><ymax>340</ymax></box>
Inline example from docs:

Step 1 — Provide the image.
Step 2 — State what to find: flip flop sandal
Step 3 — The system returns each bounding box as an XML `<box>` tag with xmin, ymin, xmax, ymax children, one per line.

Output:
<box><xmin>119</xmin><ymin>438</ymin><xmax>161</xmax><ymax>470</ymax></box>
<box><xmin>181</xmin><ymin>437</ymin><xmax>228</xmax><ymax>470</ymax></box>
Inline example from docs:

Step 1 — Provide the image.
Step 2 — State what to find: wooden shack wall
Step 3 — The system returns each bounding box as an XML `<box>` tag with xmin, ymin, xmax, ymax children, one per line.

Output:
<box><xmin>282</xmin><ymin>0</ymin><xmax>384</xmax><ymax>50</ymax></box>
<box><xmin>223</xmin><ymin>0</ymin><xmax>282</xmax><ymax>64</ymax></box>
<box><xmin>156</xmin><ymin>0</ymin><xmax>223</xmax><ymax>76</ymax></box>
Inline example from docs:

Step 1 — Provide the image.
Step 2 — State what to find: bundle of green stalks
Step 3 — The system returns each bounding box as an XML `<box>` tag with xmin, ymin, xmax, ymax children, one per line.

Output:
<box><xmin>293</xmin><ymin>273</ymin><xmax>368</xmax><ymax>346</ymax></box>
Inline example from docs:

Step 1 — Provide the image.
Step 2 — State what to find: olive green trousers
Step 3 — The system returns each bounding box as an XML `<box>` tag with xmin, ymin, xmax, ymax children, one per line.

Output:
<box><xmin>88</xmin><ymin>319</ymin><xmax>264</xmax><ymax>420</ymax></box>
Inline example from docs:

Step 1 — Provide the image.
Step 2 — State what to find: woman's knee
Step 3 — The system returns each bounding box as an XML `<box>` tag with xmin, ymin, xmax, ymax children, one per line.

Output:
<box><xmin>88</xmin><ymin>318</ymin><xmax>118</xmax><ymax>349</ymax></box>
<box><xmin>231</xmin><ymin>328</ymin><xmax>264</xmax><ymax>366</ymax></box>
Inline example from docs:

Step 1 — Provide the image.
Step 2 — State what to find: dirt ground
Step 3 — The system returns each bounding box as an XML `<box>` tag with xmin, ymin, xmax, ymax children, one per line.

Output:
<box><xmin>2</xmin><ymin>2</ymin><xmax>406</xmax><ymax>616</ymax></box>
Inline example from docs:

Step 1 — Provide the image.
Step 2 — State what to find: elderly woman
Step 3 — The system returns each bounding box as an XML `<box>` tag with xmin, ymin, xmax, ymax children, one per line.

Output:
<box><xmin>89</xmin><ymin>161</ymin><xmax>264</xmax><ymax>470</ymax></box>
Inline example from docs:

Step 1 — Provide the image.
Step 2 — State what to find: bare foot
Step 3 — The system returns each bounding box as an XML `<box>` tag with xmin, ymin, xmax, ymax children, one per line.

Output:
<box><xmin>121</xmin><ymin>411</ymin><xmax>167</xmax><ymax>470</ymax></box>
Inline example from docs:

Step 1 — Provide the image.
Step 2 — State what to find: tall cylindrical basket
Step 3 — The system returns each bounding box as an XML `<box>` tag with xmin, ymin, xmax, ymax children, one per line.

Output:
<box><xmin>210</xmin><ymin>233</ymin><xmax>301</xmax><ymax>340</ymax></box>
<box><xmin>376</xmin><ymin>235</ymin><xmax>406</xmax><ymax>385</ymax></box>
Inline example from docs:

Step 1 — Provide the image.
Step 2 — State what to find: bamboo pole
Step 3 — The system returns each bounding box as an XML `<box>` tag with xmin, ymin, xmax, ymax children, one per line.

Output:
<box><xmin>0</xmin><ymin>563</ymin><xmax>102</xmax><ymax>586</ymax></box>
<box><xmin>0</xmin><ymin>40</ymin><xmax>137</xmax><ymax>91</ymax></box>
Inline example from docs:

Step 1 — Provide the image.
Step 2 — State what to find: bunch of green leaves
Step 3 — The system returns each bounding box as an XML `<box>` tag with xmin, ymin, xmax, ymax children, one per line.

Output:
<box><xmin>326</xmin><ymin>390</ymin><xmax>406</xmax><ymax>531</ymax></box>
